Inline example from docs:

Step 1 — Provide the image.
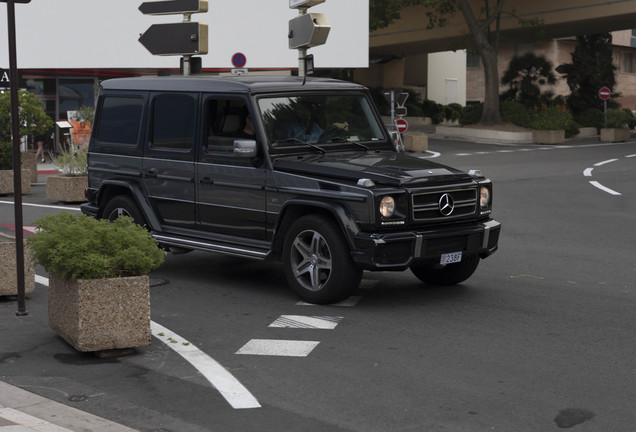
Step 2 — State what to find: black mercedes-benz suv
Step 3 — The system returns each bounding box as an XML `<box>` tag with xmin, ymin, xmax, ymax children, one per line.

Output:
<box><xmin>81</xmin><ymin>75</ymin><xmax>500</xmax><ymax>304</ymax></box>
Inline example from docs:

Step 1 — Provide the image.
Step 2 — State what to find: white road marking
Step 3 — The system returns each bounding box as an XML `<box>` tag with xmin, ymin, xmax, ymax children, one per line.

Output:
<box><xmin>589</xmin><ymin>181</ymin><xmax>621</xmax><ymax>196</ymax></box>
<box><xmin>33</xmin><ymin>275</ymin><xmax>260</xmax><ymax>410</ymax></box>
<box><xmin>151</xmin><ymin>322</ymin><xmax>261</xmax><ymax>409</ymax></box>
<box><xmin>236</xmin><ymin>339</ymin><xmax>320</xmax><ymax>357</ymax></box>
<box><xmin>0</xmin><ymin>201</ymin><xmax>81</xmax><ymax>211</ymax></box>
<box><xmin>269</xmin><ymin>315</ymin><xmax>343</xmax><ymax>330</ymax></box>
<box><xmin>594</xmin><ymin>159</ymin><xmax>618</xmax><ymax>167</ymax></box>
<box><xmin>583</xmin><ymin>168</ymin><xmax>594</xmax><ymax>177</ymax></box>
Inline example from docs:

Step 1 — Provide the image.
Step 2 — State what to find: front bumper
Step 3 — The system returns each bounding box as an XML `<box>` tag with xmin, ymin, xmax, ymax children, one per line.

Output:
<box><xmin>351</xmin><ymin>219</ymin><xmax>501</xmax><ymax>270</ymax></box>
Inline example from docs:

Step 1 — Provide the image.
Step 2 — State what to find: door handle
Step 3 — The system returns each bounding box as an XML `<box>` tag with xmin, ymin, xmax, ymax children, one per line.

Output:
<box><xmin>145</xmin><ymin>168</ymin><xmax>158</xmax><ymax>178</ymax></box>
<box><xmin>200</xmin><ymin>177</ymin><xmax>214</xmax><ymax>185</ymax></box>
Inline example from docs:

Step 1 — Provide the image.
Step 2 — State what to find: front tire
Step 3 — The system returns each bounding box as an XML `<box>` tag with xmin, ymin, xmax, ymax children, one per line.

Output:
<box><xmin>102</xmin><ymin>195</ymin><xmax>146</xmax><ymax>226</ymax></box>
<box><xmin>282</xmin><ymin>215</ymin><xmax>362</xmax><ymax>304</ymax></box>
<box><xmin>410</xmin><ymin>254</ymin><xmax>480</xmax><ymax>286</ymax></box>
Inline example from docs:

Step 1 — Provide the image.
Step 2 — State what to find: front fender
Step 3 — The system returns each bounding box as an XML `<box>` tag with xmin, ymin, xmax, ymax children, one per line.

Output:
<box><xmin>96</xmin><ymin>180</ymin><xmax>162</xmax><ymax>231</ymax></box>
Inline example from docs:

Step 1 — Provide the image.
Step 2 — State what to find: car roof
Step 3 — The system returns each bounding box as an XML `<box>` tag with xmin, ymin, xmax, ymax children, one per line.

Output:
<box><xmin>99</xmin><ymin>75</ymin><xmax>367</xmax><ymax>94</ymax></box>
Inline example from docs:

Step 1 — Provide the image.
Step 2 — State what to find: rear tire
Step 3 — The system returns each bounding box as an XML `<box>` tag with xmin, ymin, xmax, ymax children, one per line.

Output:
<box><xmin>283</xmin><ymin>214</ymin><xmax>362</xmax><ymax>304</ymax></box>
<box><xmin>410</xmin><ymin>254</ymin><xmax>480</xmax><ymax>286</ymax></box>
<box><xmin>102</xmin><ymin>195</ymin><xmax>146</xmax><ymax>226</ymax></box>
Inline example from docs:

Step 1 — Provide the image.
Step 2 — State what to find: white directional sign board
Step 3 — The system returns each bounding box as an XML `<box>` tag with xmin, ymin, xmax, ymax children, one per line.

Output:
<box><xmin>0</xmin><ymin>0</ymin><xmax>368</xmax><ymax>69</ymax></box>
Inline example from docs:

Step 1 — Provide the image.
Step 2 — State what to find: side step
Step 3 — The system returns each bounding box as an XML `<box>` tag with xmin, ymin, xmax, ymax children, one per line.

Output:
<box><xmin>152</xmin><ymin>233</ymin><xmax>270</xmax><ymax>260</ymax></box>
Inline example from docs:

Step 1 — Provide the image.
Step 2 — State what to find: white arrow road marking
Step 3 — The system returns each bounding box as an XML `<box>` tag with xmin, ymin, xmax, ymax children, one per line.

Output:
<box><xmin>236</xmin><ymin>339</ymin><xmax>320</xmax><ymax>357</ymax></box>
<box><xmin>589</xmin><ymin>181</ymin><xmax>621</xmax><ymax>196</ymax></box>
<box><xmin>269</xmin><ymin>315</ymin><xmax>343</xmax><ymax>329</ymax></box>
<box><xmin>34</xmin><ymin>276</ymin><xmax>260</xmax><ymax>410</ymax></box>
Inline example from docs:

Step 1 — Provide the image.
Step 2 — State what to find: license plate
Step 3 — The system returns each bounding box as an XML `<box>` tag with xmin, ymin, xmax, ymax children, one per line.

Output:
<box><xmin>440</xmin><ymin>251</ymin><xmax>462</xmax><ymax>265</ymax></box>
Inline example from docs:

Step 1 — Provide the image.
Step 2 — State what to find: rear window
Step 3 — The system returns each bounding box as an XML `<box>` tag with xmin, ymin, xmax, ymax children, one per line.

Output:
<box><xmin>95</xmin><ymin>96</ymin><xmax>144</xmax><ymax>145</ymax></box>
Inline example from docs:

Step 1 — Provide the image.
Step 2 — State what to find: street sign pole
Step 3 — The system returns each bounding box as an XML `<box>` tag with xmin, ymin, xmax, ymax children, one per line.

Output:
<box><xmin>4</xmin><ymin>0</ymin><xmax>27</xmax><ymax>316</ymax></box>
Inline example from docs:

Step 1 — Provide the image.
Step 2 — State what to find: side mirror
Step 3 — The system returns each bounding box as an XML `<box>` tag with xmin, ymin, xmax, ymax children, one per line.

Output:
<box><xmin>233</xmin><ymin>139</ymin><xmax>257</xmax><ymax>158</ymax></box>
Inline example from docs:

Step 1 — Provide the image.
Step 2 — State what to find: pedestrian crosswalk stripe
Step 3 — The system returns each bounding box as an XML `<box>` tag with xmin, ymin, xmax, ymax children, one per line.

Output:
<box><xmin>236</xmin><ymin>339</ymin><xmax>320</xmax><ymax>357</ymax></box>
<box><xmin>269</xmin><ymin>315</ymin><xmax>343</xmax><ymax>329</ymax></box>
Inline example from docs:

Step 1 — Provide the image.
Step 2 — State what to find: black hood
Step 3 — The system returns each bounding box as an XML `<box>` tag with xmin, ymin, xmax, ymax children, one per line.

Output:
<box><xmin>273</xmin><ymin>151</ymin><xmax>473</xmax><ymax>187</ymax></box>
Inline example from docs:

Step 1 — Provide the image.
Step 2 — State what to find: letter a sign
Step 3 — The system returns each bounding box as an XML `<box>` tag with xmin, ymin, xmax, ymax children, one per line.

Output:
<box><xmin>0</xmin><ymin>70</ymin><xmax>9</xmax><ymax>88</ymax></box>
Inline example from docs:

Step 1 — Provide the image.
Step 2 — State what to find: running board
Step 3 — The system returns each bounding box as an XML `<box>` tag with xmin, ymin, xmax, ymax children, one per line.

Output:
<box><xmin>152</xmin><ymin>233</ymin><xmax>270</xmax><ymax>260</ymax></box>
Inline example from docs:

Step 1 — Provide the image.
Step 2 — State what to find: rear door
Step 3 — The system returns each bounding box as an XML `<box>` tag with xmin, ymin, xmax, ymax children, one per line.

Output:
<box><xmin>142</xmin><ymin>92</ymin><xmax>198</xmax><ymax>230</ymax></box>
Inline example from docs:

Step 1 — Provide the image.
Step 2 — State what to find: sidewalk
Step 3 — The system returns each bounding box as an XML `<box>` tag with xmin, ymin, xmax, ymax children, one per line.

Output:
<box><xmin>0</xmin><ymin>381</ymin><xmax>137</xmax><ymax>432</ymax></box>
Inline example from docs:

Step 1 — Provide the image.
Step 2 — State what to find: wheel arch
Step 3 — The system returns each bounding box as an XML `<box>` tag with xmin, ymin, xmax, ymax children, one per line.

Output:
<box><xmin>271</xmin><ymin>200</ymin><xmax>359</xmax><ymax>256</ymax></box>
<box><xmin>96</xmin><ymin>180</ymin><xmax>161</xmax><ymax>230</ymax></box>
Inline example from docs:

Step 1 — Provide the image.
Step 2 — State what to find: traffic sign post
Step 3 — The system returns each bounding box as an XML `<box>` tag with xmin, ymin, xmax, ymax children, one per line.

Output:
<box><xmin>598</xmin><ymin>86</ymin><xmax>612</xmax><ymax>128</ymax></box>
<box><xmin>139</xmin><ymin>0</ymin><xmax>208</xmax><ymax>76</ymax></box>
<box><xmin>395</xmin><ymin>118</ymin><xmax>408</xmax><ymax>134</ymax></box>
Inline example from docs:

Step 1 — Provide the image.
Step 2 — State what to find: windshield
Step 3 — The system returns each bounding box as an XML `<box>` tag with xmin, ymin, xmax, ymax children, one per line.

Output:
<box><xmin>257</xmin><ymin>93</ymin><xmax>388</xmax><ymax>153</ymax></box>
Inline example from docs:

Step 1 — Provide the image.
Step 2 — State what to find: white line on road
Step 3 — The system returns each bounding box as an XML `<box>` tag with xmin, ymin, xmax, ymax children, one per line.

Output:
<box><xmin>583</xmin><ymin>168</ymin><xmax>594</xmax><ymax>177</ymax></box>
<box><xmin>236</xmin><ymin>339</ymin><xmax>320</xmax><ymax>357</ymax></box>
<box><xmin>33</xmin><ymin>275</ymin><xmax>260</xmax><ymax>410</ymax></box>
<box><xmin>589</xmin><ymin>181</ymin><xmax>621</xmax><ymax>196</ymax></box>
<box><xmin>151</xmin><ymin>322</ymin><xmax>261</xmax><ymax>409</ymax></box>
<box><xmin>594</xmin><ymin>159</ymin><xmax>618</xmax><ymax>167</ymax></box>
<box><xmin>269</xmin><ymin>315</ymin><xmax>343</xmax><ymax>330</ymax></box>
<box><xmin>0</xmin><ymin>201</ymin><xmax>81</xmax><ymax>212</ymax></box>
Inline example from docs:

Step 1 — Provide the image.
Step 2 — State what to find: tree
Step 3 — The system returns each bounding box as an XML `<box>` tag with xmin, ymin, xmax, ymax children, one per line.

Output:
<box><xmin>0</xmin><ymin>89</ymin><xmax>53</xmax><ymax>144</ymax></box>
<box><xmin>369</xmin><ymin>0</ymin><xmax>506</xmax><ymax>124</ymax></box>
<box><xmin>501</xmin><ymin>53</ymin><xmax>556</xmax><ymax>106</ymax></box>
<box><xmin>560</xmin><ymin>33</ymin><xmax>617</xmax><ymax>115</ymax></box>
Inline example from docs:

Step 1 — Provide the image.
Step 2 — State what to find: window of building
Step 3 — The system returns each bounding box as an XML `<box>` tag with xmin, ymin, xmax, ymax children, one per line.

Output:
<box><xmin>621</xmin><ymin>52</ymin><xmax>636</xmax><ymax>73</ymax></box>
<box><xmin>58</xmin><ymin>78</ymin><xmax>96</xmax><ymax>119</ymax></box>
<box><xmin>151</xmin><ymin>93</ymin><xmax>196</xmax><ymax>151</ymax></box>
<box><xmin>466</xmin><ymin>51</ymin><xmax>481</xmax><ymax>68</ymax></box>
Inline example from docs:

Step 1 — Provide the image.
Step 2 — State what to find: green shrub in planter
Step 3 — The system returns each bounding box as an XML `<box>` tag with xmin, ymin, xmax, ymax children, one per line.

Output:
<box><xmin>529</xmin><ymin>107</ymin><xmax>580</xmax><ymax>138</ymax></box>
<box><xmin>27</xmin><ymin>212</ymin><xmax>165</xmax><ymax>280</ymax></box>
<box><xmin>0</xmin><ymin>141</ymin><xmax>14</xmax><ymax>170</ymax></box>
<box><xmin>574</xmin><ymin>108</ymin><xmax>604</xmax><ymax>131</ymax></box>
<box><xmin>604</xmin><ymin>108</ymin><xmax>634</xmax><ymax>129</ymax></box>
<box><xmin>52</xmin><ymin>148</ymin><xmax>87</xmax><ymax>176</ymax></box>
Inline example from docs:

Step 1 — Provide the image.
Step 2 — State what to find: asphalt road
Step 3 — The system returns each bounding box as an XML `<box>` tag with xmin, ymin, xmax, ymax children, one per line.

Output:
<box><xmin>1</xmin><ymin>138</ymin><xmax>635</xmax><ymax>432</ymax></box>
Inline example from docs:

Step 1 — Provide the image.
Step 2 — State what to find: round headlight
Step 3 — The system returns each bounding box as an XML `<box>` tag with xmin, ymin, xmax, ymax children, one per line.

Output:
<box><xmin>379</xmin><ymin>196</ymin><xmax>396</xmax><ymax>217</ymax></box>
<box><xmin>480</xmin><ymin>186</ymin><xmax>490</xmax><ymax>207</ymax></box>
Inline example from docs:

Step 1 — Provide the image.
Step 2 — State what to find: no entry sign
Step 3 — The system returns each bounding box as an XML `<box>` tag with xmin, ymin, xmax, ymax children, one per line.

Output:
<box><xmin>395</xmin><ymin>118</ymin><xmax>408</xmax><ymax>133</ymax></box>
<box><xmin>598</xmin><ymin>87</ymin><xmax>611</xmax><ymax>100</ymax></box>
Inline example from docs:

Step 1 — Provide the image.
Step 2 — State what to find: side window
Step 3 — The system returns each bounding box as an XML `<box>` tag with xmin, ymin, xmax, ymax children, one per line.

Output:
<box><xmin>151</xmin><ymin>93</ymin><xmax>196</xmax><ymax>151</ymax></box>
<box><xmin>205</xmin><ymin>98</ymin><xmax>253</xmax><ymax>156</ymax></box>
<box><xmin>95</xmin><ymin>96</ymin><xmax>143</xmax><ymax>145</ymax></box>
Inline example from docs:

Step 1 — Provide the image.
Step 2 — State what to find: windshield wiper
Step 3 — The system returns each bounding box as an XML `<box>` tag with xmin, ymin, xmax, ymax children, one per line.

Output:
<box><xmin>272</xmin><ymin>138</ymin><xmax>326</xmax><ymax>153</ymax></box>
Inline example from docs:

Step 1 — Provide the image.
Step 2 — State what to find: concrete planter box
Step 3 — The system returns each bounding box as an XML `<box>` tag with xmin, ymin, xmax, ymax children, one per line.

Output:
<box><xmin>49</xmin><ymin>274</ymin><xmax>151</xmax><ymax>352</ymax></box>
<box><xmin>403</xmin><ymin>133</ymin><xmax>428</xmax><ymax>152</ymax></box>
<box><xmin>0</xmin><ymin>238</ymin><xmax>35</xmax><ymax>297</ymax></box>
<box><xmin>600</xmin><ymin>128</ymin><xmax>630</xmax><ymax>142</ymax></box>
<box><xmin>0</xmin><ymin>170</ymin><xmax>32</xmax><ymax>195</ymax></box>
<box><xmin>532</xmin><ymin>129</ymin><xmax>565</xmax><ymax>144</ymax></box>
<box><xmin>21</xmin><ymin>152</ymin><xmax>38</xmax><ymax>184</ymax></box>
<box><xmin>46</xmin><ymin>175</ymin><xmax>88</xmax><ymax>203</ymax></box>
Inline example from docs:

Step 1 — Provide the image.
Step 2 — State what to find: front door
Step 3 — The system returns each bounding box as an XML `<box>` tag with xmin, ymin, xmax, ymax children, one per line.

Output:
<box><xmin>196</xmin><ymin>96</ymin><xmax>267</xmax><ymax>241</ymax></box>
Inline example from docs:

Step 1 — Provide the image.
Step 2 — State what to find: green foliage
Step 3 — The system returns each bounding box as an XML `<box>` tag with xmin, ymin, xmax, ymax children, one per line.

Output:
<box><xmin>27</xmin><ymin>212</ymin><xmax>165</xmax><ymax>280</ymax></box>
<box><xmin>500</xmin><ymin>53</ymin><xmax>556</xmax><ymax>107</ymax></box>
<box><xmin>500</xmin><ymin>101</ymin><xmax>532</xmax><ymax>128</ymax></box>
<box><xmin>459</xmin><ymin>103</ymin><xmax>483</xmax><ymax>125</ymax></box>
<box><xmin>529</xmin><ymin>107</ymin><xmax>579</xmax><ymax>137</ymax></box>
<box><xmin>0</xmin><ymin>90</ymin><xmax>53</xmax><ymax>143</ymax></box>
<box><xmin>421</xmin><ymin>99</ymin><xmax>444</xmax><ymax>124</ymax></box>
<box><xmin>53</xmin><ymin>148</ymin><xmax>87</xmax><ymax>176</ymax></box>
<box><xmin>443</xmin><ymin>104</ymin><xmax>461</xmax><ymax>122</ymax></box>
<box><xmin>604</xmin><ymin>108</ymin><xmax>635</xmax><ymax>129</ymax></box>
<box><xmin>0</xmin><ymin>141</ymin><xmax>14</xmax><ymax>170</ymax></box>
<box><xmin>574</xmin><ymin>108</ymin><xmax>604</xmax><ymax>130</ymax></box>
<box><xmin>564</xmin><ymin>33</ymin><xmax>618</xmax><ymax>114</ymax></box>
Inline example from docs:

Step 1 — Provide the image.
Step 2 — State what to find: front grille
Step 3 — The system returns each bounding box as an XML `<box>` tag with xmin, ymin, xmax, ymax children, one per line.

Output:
<box><xmin>412</xmin><ymin>187</ymin><xmax>477</xmax><ymax>221</ymax></box>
